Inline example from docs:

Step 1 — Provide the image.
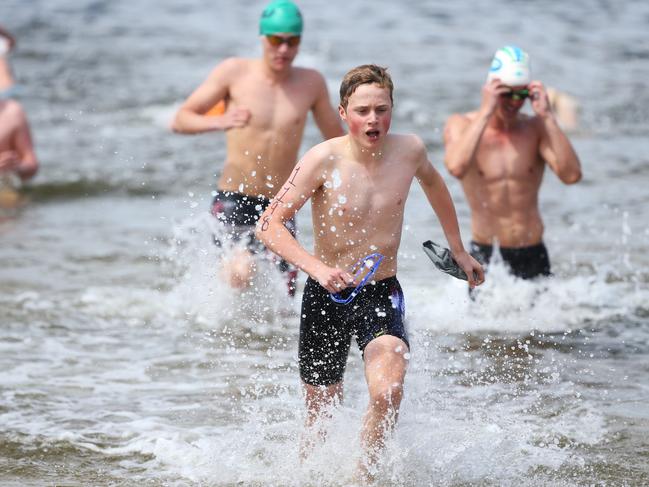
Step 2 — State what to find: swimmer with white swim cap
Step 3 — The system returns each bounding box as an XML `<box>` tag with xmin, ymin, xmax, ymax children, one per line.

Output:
<box><xmin>443</xmin><ymin>45</ymin><xmax>582</xmax><ymax>281</ymax></box>
<box><xmin>171</xmin><ymin>0</ymin><xmax>343</xmax><ymax>293</ymax></box>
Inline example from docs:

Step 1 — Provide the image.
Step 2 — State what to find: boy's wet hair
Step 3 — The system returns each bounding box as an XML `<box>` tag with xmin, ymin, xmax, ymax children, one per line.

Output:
<box><xmin>339</xmin><ymin>64</ymin><xmax>393</xmax><ymax>109</ymax></box>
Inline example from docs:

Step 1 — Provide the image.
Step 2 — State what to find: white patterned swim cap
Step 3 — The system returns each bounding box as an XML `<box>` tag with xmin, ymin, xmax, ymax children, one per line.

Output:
<box><xmin>487</xmin><ymin>45</ymin><xmax>531</xmax><ymax>86</ymax></box>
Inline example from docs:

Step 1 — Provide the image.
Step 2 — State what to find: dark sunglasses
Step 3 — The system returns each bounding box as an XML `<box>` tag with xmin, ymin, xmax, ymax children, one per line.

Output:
<box><xmin>266</xmin><ymin>35</ymin><xmax>301</xmax><ymax>47</ymax></box>
<box><xmin>502</xmin><ymin>88</ymin><xmax>530</xmax><ymax>101</ymax></box>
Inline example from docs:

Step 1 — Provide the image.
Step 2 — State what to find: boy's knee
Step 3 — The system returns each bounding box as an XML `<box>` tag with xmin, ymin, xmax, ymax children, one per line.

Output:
<box><xmin>369</xmin><ymin>381</ymin><xmax>403</xmax><ymax>411</ymax></box>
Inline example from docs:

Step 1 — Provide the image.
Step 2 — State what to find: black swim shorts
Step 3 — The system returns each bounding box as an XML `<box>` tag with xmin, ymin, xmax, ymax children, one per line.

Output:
<box><xmin>470</xmin><ymin>241</ymin><xmax>551</xmax><ymax>280</ymax></box>
<box><xmin>210</xmin><ymin>190</ymin><xmax>297</xmax><ymax>293</ymax></box>
<box><xmin>299</xmin><ymin>276</ymin><xmax>409</xmax><ymax>386</ymax></box>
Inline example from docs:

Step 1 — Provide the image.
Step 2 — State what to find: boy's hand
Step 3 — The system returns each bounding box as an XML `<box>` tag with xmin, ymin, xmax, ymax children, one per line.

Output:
<box><xmin>479</xmin><ymin>78</ymin><xmax>511</xmax><ymax>118</ymax></box>
<box><xmin>216</xmin><ymin>107</ymin><xmax>251</xmax><ymax>130</ymax></box>
<box><xmin>313</xmin><ymin>265</ymin><xmax>355</xmax><ymax>293</ymax></box>
<box><xmin>528</xmin><ymin>81</ymin><xmax>552</xmax><ymax>119</ymax></box>
<box><xmin>453</xmin><ymin>251</ymin><xmax>485</xmax><ymax>288</ymax></box>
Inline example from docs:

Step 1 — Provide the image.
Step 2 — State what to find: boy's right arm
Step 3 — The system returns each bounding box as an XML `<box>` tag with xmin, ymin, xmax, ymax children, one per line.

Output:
<box><xmin>443</xmin><ymin>113</ymin><xmax>487</xmax><ymax>179</ymax></box>
<box><xmin>444</xmin><ymin>78</ymin><xmax>507</xmax><ymax>178</ymax></box>
<box><xmin>0</xmin><ymin>103</ymin><xmax>38</xmax><ymax>180</ymax></box>
<box><xmin>171</xmin><ymin>58</ymin><xmax>251</xmax><ymax>134</ymax></box>
<box><xmin>255</xmin><ymin>148</ymin><xmax>354</xmax><ymax>293</ymax></box>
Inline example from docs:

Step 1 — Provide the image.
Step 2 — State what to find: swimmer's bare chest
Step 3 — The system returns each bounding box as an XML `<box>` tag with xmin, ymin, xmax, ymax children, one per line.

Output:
<box><xmin>312</xmin><ymin>161</ymin><xmax>413</xmax><ymax>262</ymax></box>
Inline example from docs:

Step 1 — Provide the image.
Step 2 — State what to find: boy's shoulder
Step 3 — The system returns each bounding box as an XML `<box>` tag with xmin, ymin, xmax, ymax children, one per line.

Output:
<box><xmin>290</xmin><ymin>65</ymin><xmax>326</xmax><ymax>82</ymax></box>
<box><xmin>301</xmin><ymin>136</ymin><xmax>347</xmax><ymax>164</ymax></box>
<box><xmin>386</xmin><ymin>133</ymin><xmax>426</xmax><ymax>156</ymax></box>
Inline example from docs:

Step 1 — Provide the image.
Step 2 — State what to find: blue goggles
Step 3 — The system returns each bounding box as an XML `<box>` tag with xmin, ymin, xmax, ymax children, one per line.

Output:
<box><xmin>329</xmin><ymin>253</ymin><xmax>384</xmax><ymax>305</ymax></box>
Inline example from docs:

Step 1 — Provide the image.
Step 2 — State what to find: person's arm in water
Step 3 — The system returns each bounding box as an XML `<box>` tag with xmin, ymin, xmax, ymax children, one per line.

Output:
<box><xmin>530</xmin><ymin>81</ymin><xmax>582</xmax><ymax>184</ymax></box>
<box><xmin>414</xmin><ymin>137</ymin><xmax>484</xmax><ymax>288</ymax></box>
<box><xmin>0</xmin><ymin>103</ymin><xmax>38</xmax><ymax>180</ymax></box>
<box><xmin>171</xmin><ymin>58</ymin><xmax>251</xmax><ymax>134</ymax></box>
<box><xmin>310</xmin><ymin>72</ymin><xmax>345</xmax><ymax>139</ymax></box>
<box><xmin>444</xmin><ymin>78</ymin><xmax>510</xmax><ymax>179</ymax></box>
<box><xmin>255</xmin><ymin>145</ymin><xmax>354</xmax><ymax>293</ymax></box>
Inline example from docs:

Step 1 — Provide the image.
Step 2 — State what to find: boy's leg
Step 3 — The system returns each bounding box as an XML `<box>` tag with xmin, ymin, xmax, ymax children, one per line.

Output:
<box><xmin>299</xmin><ymin>277</ymin><xmax>351</xmax><ymax>456</ymax></box>
<box><xmin>304</xmin><ymin>382</ymin><xmax>344</xmax><ymax>426</ymax></box>
<box><xmin>300</xmin><ymin>382</ymin><xmax>344</xmax><ymax>457</ymax></box>
<box><xmin>360</xmin><ymin>335</ymin><xmax>409</xmax><ymax>471</ymax></box>
<box><xmin>300</xmin><ymin>381</ymin><xmax>343</xmax><ymax>458</ymax></box>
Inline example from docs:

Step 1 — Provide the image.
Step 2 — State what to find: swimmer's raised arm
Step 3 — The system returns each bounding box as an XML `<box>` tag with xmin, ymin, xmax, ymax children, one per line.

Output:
<box><xmin>414</xmin><ymin>137</ymin><xmax>484</xmax><ymax>288</ymax></box>
<box><xmin>255</xmin><ymin>144</ymin><xmax>353</xmax><ymax>292</ymax></box>
<box><xmin>171</xmin><ymin>57</ymin><xmax>251</xmax><ymax>134</ymax></box>
<box><xmin>444</xmin><ymin>78</ymin><xmax>509</xmax><ymax>179</ymax></box>
<box><xmin>530</xmin><ymin>81</ymin><xmax>582</xmax><ymax>184</ymax></box>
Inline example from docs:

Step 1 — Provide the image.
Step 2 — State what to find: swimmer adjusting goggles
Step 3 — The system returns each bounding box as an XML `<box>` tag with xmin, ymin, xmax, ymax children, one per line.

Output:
<box><xmin>422</xmin><ymin>240</ymin><xmax>468</xmax><ymax>281</ymax></box>
<box><xmin>329</xmin><ymin>253</ymin><xmax>384</xmax><ymax>305</ymax></box>
<box><xmin>502</xmin><ymin>88</ymin><xmax>530</xmax><ymax>101</ymax></box>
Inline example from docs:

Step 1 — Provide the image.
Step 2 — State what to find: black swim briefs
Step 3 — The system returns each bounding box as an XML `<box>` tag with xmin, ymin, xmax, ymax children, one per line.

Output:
<box><xmin>210</xmin><ymin>190</ymin><xmax>297</xmax><ymax>293</ymax></box>
<box><xmin>470</xmin><ymin>241</ymin><xmax>551</xmax><ymax>280</ymax></box>
<box><xmin>299</xmin><ymin>276</ymin><xmax>409</xmax><ymax>386</ymax></box>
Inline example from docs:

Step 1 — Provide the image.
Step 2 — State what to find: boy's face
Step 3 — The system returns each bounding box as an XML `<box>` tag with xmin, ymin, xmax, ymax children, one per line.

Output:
<box><xmin>339</xmin><ymin>83</ymin><xmax>392</xmax><ymax>148</ymax></box>
<box><xmin>261</xmin><ymin>33</ymin><xmax>299</xmax><ymax>72</ymax></box>
<box><xmin>496</xmin><ymin>84</ymin><xmax>528</xmax><ymax>121</ymax></box>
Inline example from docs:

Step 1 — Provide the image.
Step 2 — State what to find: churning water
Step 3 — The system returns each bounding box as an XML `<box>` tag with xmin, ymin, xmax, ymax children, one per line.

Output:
<box><xmin>1</xmin><ymin>0</ymin><xmax>648</xmax><ymax>485</ymax></box>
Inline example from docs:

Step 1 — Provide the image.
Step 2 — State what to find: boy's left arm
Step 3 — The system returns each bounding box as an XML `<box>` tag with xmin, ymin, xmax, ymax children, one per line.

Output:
<box><xmin>530</xmin><ymin>81</ymin><xmax>582</xmax><ymax>184</ymax></box>
<box><xmin>415</xmin><ymin>142</ymin><xmax>484</xmax><ymax>287</ymax></box>
<box><xmin>311</xmin><ymin>72</ymin><xmax>345</xmax><ymax>140</ymax></box>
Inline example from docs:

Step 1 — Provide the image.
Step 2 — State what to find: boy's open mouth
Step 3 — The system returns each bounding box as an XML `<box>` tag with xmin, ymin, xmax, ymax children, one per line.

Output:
<box><xmin>366</xmin><ymin>129</ymin><xmax>380</xmax><ymax>139</ymax></box>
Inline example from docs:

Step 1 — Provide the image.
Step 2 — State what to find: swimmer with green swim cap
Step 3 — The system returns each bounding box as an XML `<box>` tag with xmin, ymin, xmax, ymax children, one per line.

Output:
<box><xmin>171</xmin><ymin>0</ymin><xmax>343</xmax><ymax>293</ymax></box>
<box><xmin>259</xmin><ymin>0</ymin><xmax>303</xmax><ymax>36</ymax></box>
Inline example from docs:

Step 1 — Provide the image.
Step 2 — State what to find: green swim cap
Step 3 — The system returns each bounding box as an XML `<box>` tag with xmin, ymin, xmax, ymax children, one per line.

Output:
<box><xmin>259</xmin><ymin>0</ymin><xmax>303</xmax><ymax>36</ymax></box>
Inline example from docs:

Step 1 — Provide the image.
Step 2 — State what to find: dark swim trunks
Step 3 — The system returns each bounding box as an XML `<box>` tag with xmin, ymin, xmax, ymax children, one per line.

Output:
<box><xmin>299</xmin><ymin>276</ymin><xmax>409</xmax><ymax>386</ymax></box>
<box><xmin>470</xmin><ymin>241</ymin><xmax>551</xmax><ymax>280</ymax></box>
<box><xmin>210</xmin><ymin>190</ymin><xmax>297</xmax><ymax>294</ymax></box>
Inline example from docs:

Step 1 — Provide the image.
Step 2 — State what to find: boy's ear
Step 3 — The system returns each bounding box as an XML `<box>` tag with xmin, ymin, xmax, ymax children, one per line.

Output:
<box><xmin>338</xmin><ymin>104</ymin><xmax>347</xmax><ymax>121</ymax></box>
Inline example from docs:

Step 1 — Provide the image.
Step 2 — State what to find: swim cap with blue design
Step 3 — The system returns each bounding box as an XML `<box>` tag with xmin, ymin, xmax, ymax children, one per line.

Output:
<box><xmin>487</xmin><ymin>45</ymin><xmax>531</xmax><ymax>86</ymax></box>
<box><xmin>259</xmin><ymin>0</ymin><xmax>303</xmax><ymax>35</ymax></box>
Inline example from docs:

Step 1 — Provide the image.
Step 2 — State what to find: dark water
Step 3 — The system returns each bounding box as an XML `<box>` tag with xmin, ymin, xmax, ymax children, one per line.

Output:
<box><xmin>1</xmin><ymin>0</ymin><xmax>649</xmax><ymax>485</ymax></box>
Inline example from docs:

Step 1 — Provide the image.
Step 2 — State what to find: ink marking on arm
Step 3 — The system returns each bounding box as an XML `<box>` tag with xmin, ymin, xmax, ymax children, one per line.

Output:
<box><xmin>287</xmin><ymin>166</ymin><xmax>301</xmax><ymax>186</ymax></box>
<box><xmin>260</xmin><ymin>165</ymin><xmax>301</xmax><ymax>232</ymax></box>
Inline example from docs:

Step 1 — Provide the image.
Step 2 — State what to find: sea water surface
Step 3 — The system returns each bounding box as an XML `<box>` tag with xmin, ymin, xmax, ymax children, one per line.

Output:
<box><xmin>1</xmin><ymin>0</ymin><xmax>649</xmax><ymax>485</ymax></box>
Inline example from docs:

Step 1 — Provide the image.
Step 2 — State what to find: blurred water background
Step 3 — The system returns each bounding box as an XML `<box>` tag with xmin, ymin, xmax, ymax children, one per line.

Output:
<box><xmin>1</xmin><ymin>0</ymin><xmax>648</xmax><ymax>485</ymax></box>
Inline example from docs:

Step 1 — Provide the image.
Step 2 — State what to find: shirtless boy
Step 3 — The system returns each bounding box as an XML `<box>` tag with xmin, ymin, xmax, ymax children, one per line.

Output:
<box><xmin>172</xmin><ymin>0</ymin><xmax>343</xmax><ymax>293</ymax></box>
<box><xmin>256</xmin><ymin>64</ymin><xmax>483</xmax><ymax>475</ymax></box>
<box><xmin>444</xmin><ymin>46</ymin><xmax>581</xmax><ymax>279</ymax></box>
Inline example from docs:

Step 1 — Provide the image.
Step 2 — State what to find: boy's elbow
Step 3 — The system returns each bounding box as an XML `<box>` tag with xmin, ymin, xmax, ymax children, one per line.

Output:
<box><xmin>446</xmin><ymin>160</ymin><xmax>467</xmax><ymax>179</ymax></box>
<box><xmin>561</xmin><ymin>167</ymin><xmax>582</xmax><ymax>185</ymax></box>
<box><xmin>170</xmin><ymin>115</ymin><xmax>183</xmax><ymax>133</ymax></box>
<box><xmin>254</xmin><ymin>223</ymin><xmax>271</xmax><ymax>245</ymax></box>
<box><xmin>170</xmin><ymin>109</ymin><xmax>192</xmax><ymax>134</ymax></box>
<box><xmin>254</xmin><ymin>224</ymin><xmax>264</xmax><ymax>242</ymax></box>
<box><xmin>17</xmin><ymin>156</ymin><xmax>38</xmax><ymax>180</ymax></box>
